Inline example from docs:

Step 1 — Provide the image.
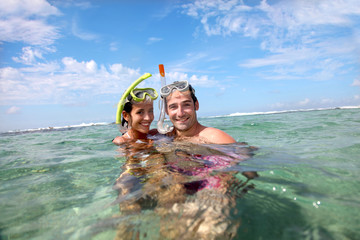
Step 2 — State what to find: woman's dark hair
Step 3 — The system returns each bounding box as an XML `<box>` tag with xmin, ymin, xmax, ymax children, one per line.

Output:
<box><xmin>121</xmin><ymin>101</ymin><xmax>133</xmax><ymax>127</ymax></box>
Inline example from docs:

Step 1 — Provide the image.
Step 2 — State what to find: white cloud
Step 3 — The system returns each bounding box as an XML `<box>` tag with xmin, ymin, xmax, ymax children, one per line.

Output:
<box><xmin>0</xmin><ymin>0</ymin><xmax>61</xmax><ymax>46</ymax></box>
<box><xmin>71</xmin><ymin>17</ymin><xmax>98</xmax><ymax>41</ymax></box>
<box><xmin>270</xmin><ymin>96</ymin><xmax>360</xmax><ymax>110</ymax></box>
<box><xmin>299</xmin><ymin>98</ymin><xmax>310</xmax><ymax>106</ymax></box>
<box><xmin>53</xmin><ymin>0</ymin><xmax>93</xmax><ymax>9</ymax></box>
<box><xmin>189</xmin><ymin>74</ymin><xmax>215</xmax><ymax>87</ymax></box>
<box><xmin>183</xmin><ymin>0</ymin><xmax>360</xmax><ymax>37</ymax></box>
<box><xmin>165</xmin><ymin>71</ymin><xmax>216</xmax><ymax>87</ymax></box>
<box><xmin>170</xmin><ymin>52</ymin><xmax>209</xmax><ymax>73</ymax></box>
<box><xmin>271</xmin><ymin>102</ymin><xmax>286</xmax><ymax>109</ymax></box>
<box><xmin>182</xmin><ymin>0</ymin><xmax>360</xmax><ymax>81</ymax></box>
<box><xmin>352</xmin><ymin>79</ymin><xmax>360</xmax><ymax>87</ymax></box>
<box><xmin>159</xmin><ymin>52</ymin><xmax>221</xmax><ymax>88</ymax></box>
<box><xmin>321</xmin><ymin>98</ymin><xmax>334</xmax><ymax>104</ymax></box>
<box><xmin>12</xmin><ymin>46</ymin><xmax>50</xmax><ymax>65</ymax></box>
<box><xmin>147</xmin><ymin>37</ymin><xmax>163</xmax><ymax>45</ymax></box>
<box><xmin>6</xmin><ymin>106</ymin><xmax>20</xmax><ymax>114</ymax></box>
<box><xmin>0</xmin><ymin>17</ymin><xmax>60</xmax><ymax>46</ymax></box>
<box><xmin>109</xmin><ymin>42</ymin><xmax>118</xmax><ymax>51</ymax></box>
<box><xmin>110</xmin><ymin>63</ymin><xmax>139</xmax><ymax>76</ymax></box>
<box><xmin>0</xmin><ymin>58</ymin><xmax>143</xmax><ymax>105</ymax></box>
<box><xmin>240</xmin><ymin>47</ymin><xmax>313</xmax><ymax>68</ymax></box>
<box><xmin>0</xmin><ymin>55</ymin><xmax>215</xmax><ymax>105</ymax></box>
<box><xmin>62</xmin><ymin>57</ymin><xmax>98</xmax><ymax>74</ymax></box>
<box><xmin>270</xmin><ymin>0</ymin><xmax>360</xmax><ymax>27</ymax></box>
<box><xmin>0</xmin><ymin>0</ymin><xmax>60</xmax><ymax>17</ymax></box>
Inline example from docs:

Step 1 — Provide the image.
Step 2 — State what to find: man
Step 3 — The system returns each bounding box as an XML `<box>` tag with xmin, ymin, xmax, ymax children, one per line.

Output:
<box><xmin>159</xmin><ymin>80</ymin><xmax>236</xmax><ymax>144</ymax></box>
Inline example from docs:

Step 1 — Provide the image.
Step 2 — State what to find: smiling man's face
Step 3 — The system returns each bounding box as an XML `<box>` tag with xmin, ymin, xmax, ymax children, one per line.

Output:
<box><xmin>165</xmin><ymin>90</ymin><xmax>199</xmax><ymax>132</ymax></box>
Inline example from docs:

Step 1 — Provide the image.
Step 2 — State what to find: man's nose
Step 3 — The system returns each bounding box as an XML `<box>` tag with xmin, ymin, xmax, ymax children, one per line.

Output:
<box><xmin>177</xmin><ymin>106</ymin><xmax>185</xmax><ymax>116</ymax></box>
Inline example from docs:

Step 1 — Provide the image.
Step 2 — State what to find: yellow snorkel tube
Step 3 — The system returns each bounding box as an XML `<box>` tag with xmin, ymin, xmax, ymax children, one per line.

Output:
<box><xmin>116</xmin><ymin>73</ymin><xmax>152</xmax><ymax>124</ymax></box>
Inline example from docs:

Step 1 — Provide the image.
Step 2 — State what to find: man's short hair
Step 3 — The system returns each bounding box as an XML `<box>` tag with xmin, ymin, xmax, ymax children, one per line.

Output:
<box><xmin>188</xmin><ymin>84</ymin><xmax>198</xmax><ymax>104</ymax></box>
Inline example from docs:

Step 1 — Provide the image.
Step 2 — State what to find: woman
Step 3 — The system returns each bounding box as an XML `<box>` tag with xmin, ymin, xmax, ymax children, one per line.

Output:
<box><xmin>112</xmin><ymin>75</ymin><xmax>168</xmax><ymax>210</ymax></box>
<box><xmin>113</xmin><ymin>76</ymin><xmax>159</xmax><ymax>145</ymax></box>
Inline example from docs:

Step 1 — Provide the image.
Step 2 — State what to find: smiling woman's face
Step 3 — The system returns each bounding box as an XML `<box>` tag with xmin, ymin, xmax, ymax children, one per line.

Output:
<box><xmin>126</xmin><ymin>101</ymin><xmax>154</xmax><ymax>134</ymax></box>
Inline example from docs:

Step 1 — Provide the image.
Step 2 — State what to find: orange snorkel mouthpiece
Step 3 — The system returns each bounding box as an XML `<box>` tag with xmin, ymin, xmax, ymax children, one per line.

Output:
<box><xmin>159</xmin><ymin>64</ymin><xmax>165</xmax><ymax>77</ymax></box>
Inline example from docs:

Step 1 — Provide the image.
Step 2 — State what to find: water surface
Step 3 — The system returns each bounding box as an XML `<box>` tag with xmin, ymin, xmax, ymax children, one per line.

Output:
<box><xmin>0</xmin><ymin>108</ymin><xmax>359</xmax><ymax>239</ymax></box>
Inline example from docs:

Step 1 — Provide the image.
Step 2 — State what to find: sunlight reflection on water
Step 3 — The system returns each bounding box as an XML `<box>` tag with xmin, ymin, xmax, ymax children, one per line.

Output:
<box><xmin>98</xmin><ymin>140</ymin><xmax>259</xmax><ymax>239</ymax></box>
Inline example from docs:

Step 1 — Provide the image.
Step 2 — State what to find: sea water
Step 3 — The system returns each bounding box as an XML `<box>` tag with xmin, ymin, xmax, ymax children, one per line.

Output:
<box><xmin>0</xmin><ymin>108</ymin><xmax>359</xmax><ymax>239</ymax></box>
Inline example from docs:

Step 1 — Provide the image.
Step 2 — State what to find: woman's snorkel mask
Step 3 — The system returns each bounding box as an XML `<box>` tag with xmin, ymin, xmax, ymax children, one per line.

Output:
<box><xmin>116</xmin><ymin>73</ymin><xmax>158</xmax><ymax>127</ymax></box>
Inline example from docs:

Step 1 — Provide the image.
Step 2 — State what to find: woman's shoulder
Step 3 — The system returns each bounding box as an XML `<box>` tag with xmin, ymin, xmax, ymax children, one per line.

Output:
<box><xmin>113</xmin><ymin>136</ymin><xmax>126</xmax><ymax>145</ymax></box>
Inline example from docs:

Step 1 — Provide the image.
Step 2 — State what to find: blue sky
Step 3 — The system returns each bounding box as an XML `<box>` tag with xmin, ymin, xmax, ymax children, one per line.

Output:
<box><xmin>1</xmin><ymin>0</ymin><xmax>360</xmax><ymax>132</ymax></box>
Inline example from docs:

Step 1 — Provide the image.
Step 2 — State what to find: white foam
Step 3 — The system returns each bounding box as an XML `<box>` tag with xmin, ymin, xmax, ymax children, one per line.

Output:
<box><xmin>4</xmin><ymin>105</ymin><xmax>359</xmax><ymax>134</ymax></box>
<box><xmin>209</xmin><ymin>106</ymin><xmax>360</xmax><ymax>118</ymax></box>
<box><xmin>6</xmin><ymin>122</ymin><xmax>111</xmax><ymax>134</ymax></box>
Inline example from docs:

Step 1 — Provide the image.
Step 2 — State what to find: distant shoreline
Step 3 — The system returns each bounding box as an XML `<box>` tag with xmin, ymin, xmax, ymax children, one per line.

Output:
<box><xmin>208</xmin><ymin>105</ymin><xmax>360</xmax><ymax>118</ymax></box>
<box><xmin>1</xmin><ymin>106</ymin><xmax>359</xmax><ymax>135</ymax></box>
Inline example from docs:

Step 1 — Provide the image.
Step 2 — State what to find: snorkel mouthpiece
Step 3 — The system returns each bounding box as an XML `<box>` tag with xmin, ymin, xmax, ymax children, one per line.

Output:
<box><xmin>116</xmin><ymin>73</ymin><xmax>152</xmax><ymax>124</ymax></box>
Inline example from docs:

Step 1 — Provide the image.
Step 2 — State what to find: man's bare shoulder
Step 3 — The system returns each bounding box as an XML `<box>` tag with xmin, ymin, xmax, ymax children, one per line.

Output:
<box><xmin>200</xmin><ymin>127</ymin><xmax>236</xmax><ymax>144</ymax></box>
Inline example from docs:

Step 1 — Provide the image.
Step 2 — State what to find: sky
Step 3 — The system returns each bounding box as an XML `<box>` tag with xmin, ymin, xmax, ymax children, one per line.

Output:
<box><xmin>1</xmin><ymin>0</ymin><xmax>360</xmax><ymax>132</ymax></box>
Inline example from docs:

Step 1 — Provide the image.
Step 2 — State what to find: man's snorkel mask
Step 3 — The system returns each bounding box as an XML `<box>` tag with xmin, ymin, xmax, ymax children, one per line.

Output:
<box><xmin>116</xmin><ymin>73</ymin><xmax>158</xmax><ymax>126</ymax></box>
<box><xmin>160</xmin><ymin>80</ymin><xmax>190</xmax><ymax>97</ymax></box>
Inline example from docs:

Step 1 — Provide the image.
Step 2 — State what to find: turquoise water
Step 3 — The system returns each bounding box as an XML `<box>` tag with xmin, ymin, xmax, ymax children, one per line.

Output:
<box><xmin>1</xmin><ymin>108</ymin><xmax>359</xmax><ymax>239</ymax></box>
